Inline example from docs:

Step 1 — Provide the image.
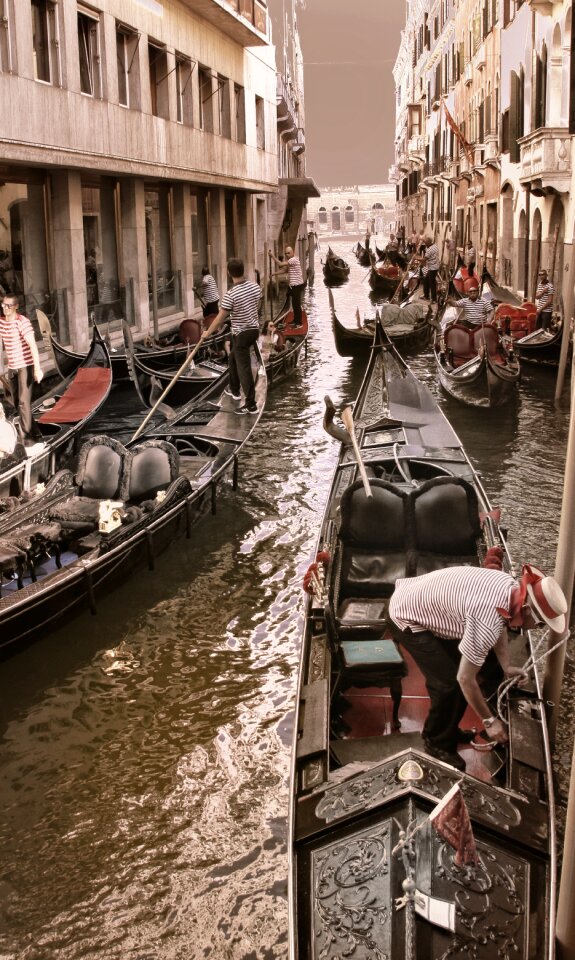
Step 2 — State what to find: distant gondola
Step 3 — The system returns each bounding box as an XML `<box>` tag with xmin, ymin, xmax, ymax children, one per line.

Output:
<box><xmin>329</xmin><ymin>289</ymin><xmax>433</xmax><ymax>359</ymax></box>
<box><xmin>322</xmin><ymin>247</ymin><xmax>350</xmax><ymax>285</ymax></box>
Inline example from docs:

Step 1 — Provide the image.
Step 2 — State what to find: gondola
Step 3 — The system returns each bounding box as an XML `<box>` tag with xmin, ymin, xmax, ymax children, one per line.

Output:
<box><xmin>289</xmin><ymin>321</ymin><xmax>554</xmax><ymax>959</ymax></box>
<box><xmin>330</xmin><ymin>289</ymin><xmax>433</xmax><ymax>359</ymax></box>
<box><xmin>124</xmin><ymin>310</ymin><xmax>308</xmax><ymax>407</ymax></box>
<box><xmin>433</xmin><ymin>307</ymin><xmax>520</xmax><ymax>407</ymax></box>
<box><xmin>322</xmin><ymin>248</ymin><xmax>350</xmax><ymax>285</ymax></box>
<box><xmin>0</xmin><ymin>325</ymin><xmax>112</xmax><ymax>498</ymax></box>
<box><xmin>492</xmin><ymin>300</ymin><xmax>569</xmax><ymax>367</ymax></box>
<box><xmin>355</xmin><ymin>240</ymin><xmax>372</xmax><ymax>268</ymax></box>
<box><xmin>368</xmin><ymin>256</ymin><xmax>402</xmax><ymax>296</ymax></box>
<box><xmin>37</xmin><ymin>310</ymin><xmax>225</xmax><ymax>383</ymax></box>
<box><xmin>0</xmin><ymin>346</ymin><xmax>267</xmax><ymax>655</ymax></box>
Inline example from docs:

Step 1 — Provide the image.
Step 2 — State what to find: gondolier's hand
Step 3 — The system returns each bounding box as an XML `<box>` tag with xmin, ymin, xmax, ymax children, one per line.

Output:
<box><xmin>504</xmin><ymin>665</ymin><xmax>529</xmax><ymax>687</ymax></box>
<box><xmin>34</xmin><ymin>365</ymin><xmax>43</xmax><ymax>384</ymax></box>
<box><xmin>483</xmin><ymin>716</ymin><xmax>508</xmax><ymax>743</ymax></box>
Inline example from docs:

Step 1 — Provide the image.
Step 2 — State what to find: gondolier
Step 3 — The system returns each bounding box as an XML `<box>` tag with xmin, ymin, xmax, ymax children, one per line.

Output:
<box><xmin>269</xmin><ymin>246</ymin><xmax>305</xmax><ymax>327</ymax></box>
<box><xmin>450</xmin><ymin>281</ymin><xmax>493</xmax><ymax>327</ymax></box>
<box><xmin>388</xmin><ymin>564</ymin><xmax>567</xmax><ymax>770</ymax></box>
<box><xmin>199</xmin><ymin>267</ymin><xmax>219</xmax><ymax>318</ymax></box>
<box><xmin>534</xmin><ymin>270</ymin><xmax>554</xmax><ymax>330</ymax></box>
<box><xmin>422</xmin><ymin>236</ymin><xmax>440</xmax><ymax>303</ymax></box>
<box><xmin>0</xmin><ymin>294</ymin><xmax>44</xmax><ymax>447</ymax></box>
<box><xmin>201</xmin><ymin>258</ymin><xmax>261</xmax><ymax>415</ymax></box>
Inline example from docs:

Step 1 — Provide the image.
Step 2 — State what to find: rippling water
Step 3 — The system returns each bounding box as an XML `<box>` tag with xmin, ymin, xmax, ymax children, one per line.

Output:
<box><xmin>0</xmin><ymin>238</ymin><xmax>572</xmax><ymax>959</ymax></box>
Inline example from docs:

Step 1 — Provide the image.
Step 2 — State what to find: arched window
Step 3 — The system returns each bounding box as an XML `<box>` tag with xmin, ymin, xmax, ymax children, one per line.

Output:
<box><xmin>372</xmin><ymin>202</ymin><xmax>384</xmax><ymax>210</ymax></box>
<box><xmin>534</xmin><ymin>42</ymin><xmax>547</xmax><ymax>129</ymax></box>
<box><xmin>345</xmin><ymin>205</ymin><xmax>354</xmax><ymax>223</ymax></box>
<box><xmin>318</xmin><ymin>206</ymin><xmax>327</xmax><ymax>225</ymax></box>
<box><xmin>331</xmin><ymin>206</ymin><xmax>341</xmax><ymax>231</ymax></box>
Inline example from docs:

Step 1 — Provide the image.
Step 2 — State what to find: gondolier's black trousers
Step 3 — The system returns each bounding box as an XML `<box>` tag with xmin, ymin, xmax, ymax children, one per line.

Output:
<box><xmin>289</xmin><ymin>283</ymin><xmax>305</xmax><ymax>326</ymax></box>
<box><xmin>202</xmin><ymin>299</ymin><xmax>219</xmax><ymax>319</ymax></box>
<box><xmin>7</xmin><ymin>365</ymin><xmax>41</xmax><ymax>443</ymax></box>
<box><xmin>229</xmin><ymin>327</ymin><xmax>259</xmax><ymax>407</ymax></box>
<box><xmin>423</xmin><ymin>269</ymin><xmax>438</xmax><ymax>303</ymax></box>
<box><xmin>387</xmin><ymin>621</ymin><xmax>503</xmax><ymax>751</ymax></box>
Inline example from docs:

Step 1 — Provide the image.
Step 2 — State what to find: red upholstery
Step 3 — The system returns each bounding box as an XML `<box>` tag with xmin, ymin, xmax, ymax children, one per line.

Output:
<box><xmin>472</xmin><ymin>325</ymin><xmax>499</xmax><ymax>356</ymax></box>
<box><xmin>39</xmin><ymin>367</ymin><xmax>111</xmax><ymax>424</ymax></box>
<box><xmin>444</xmin><ymin>324</ymin><xmax>475</xmax><ymax>365</ymax></box>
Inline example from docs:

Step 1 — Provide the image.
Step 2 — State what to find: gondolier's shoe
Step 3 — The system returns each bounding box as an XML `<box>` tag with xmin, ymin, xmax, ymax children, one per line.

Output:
<box><xmin>235</xmin><ymin>404</ymin><xmax>257</xmax><ymax>416</ymax></box>
<box><xmin>424</xmin><ymin>739</ymin><xmax>466</xmax><ymax>771</ymax></box>
<box><xmin>224</xmin><ymin>388</ymin><xmax>241</xmax><ymax>400</ymax></box>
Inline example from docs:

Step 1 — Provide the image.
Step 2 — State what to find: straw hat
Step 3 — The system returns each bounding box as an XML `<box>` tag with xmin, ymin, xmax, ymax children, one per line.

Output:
<box><xmin>525</xmin><ymin>565</ymin><xmax>568</xmax><ymax>634</ymax></box>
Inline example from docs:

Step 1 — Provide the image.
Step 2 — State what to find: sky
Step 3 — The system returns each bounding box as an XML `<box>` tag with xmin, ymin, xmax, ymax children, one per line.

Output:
<box><xmin>296</xmin><ymin>0</ymin><xmax>406</xmax><ymax>188</ymax></box>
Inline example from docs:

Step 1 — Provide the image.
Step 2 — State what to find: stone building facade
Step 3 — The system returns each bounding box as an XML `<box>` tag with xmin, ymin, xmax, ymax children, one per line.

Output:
<box><xmin>0</xmin><ymin>0</ymin><xmax>315</xmax><ymax>361</ymax></box>
<box><xmin>391</xmin><ymin>0</ymin><xmax>574</xmax><ymax>315</ymax></box>
<box><xmin>307</xmin><ymin>184</ymin><xmax>396</xmax><ymax>238</ymax></box>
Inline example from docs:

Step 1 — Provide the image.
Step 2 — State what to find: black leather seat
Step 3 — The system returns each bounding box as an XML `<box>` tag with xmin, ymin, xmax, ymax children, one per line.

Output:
<box><xmin>127</xmin><ymin>440</ymin><xmax>180</xmax><ymax>504</ymax></box>
<box><xmin>412</xmin><ymin>477</ymin><xmax>481</xmax><ymax>576</ymax></box>
<box><xmin>48</xmin><ymin>436</ymin><xmax>129</xmax><ymax>534</ymax></box>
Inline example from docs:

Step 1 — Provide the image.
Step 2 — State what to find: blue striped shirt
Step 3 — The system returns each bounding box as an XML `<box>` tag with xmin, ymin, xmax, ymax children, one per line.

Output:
<box><xmin>221</xmin><ymin>280</ymin><xmax>261</xmax><ymax>335</ymax></box>
<box><xmin>389</xmin><ymin>566</ymin><xmax>516</xmax><ymax>666</ymax></box>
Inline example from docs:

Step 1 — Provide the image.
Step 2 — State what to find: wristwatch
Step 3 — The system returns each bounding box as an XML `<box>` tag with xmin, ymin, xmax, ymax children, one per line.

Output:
<box><xmin>483</xmin><ymin>716</ymin><xmax>497</xmax><ymax>728</ymax></box>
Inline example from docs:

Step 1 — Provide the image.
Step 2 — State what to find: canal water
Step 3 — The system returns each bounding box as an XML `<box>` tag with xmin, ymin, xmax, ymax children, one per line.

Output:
<box><xmin>0</xmin><ymin>239</ymin><xmax>572</xmax><ymax>959</ymax></box>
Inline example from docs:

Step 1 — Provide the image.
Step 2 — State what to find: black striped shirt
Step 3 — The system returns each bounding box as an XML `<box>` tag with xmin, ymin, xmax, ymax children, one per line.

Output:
<box><xmin>201</xmin><ymin>274</ymin><xmax>219</xmax><ymax>302</ymax></box>
<box><xmin>459</xmin><ymin>296</ymin><xmax>492</xmax><ymax>325</ymax></box>
<box><xmin>389</xmin><ymin>566</ymin><xmax>516</xmax><ymax>666</ymax></box>
<box><xmin>221</xmin><ymin>280</ymin><xmax>261</xmax><ymax>334</ymax></box>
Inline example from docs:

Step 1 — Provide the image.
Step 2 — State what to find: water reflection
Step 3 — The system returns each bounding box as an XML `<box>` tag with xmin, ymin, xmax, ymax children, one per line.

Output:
<box><xmin>0</xmin><ymin>236</ymin><xmax>571</xmax><ymax>959</ymax></box>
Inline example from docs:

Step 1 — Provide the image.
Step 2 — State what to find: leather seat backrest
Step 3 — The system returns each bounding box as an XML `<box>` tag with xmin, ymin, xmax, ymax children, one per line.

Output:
<box><xmin>412</xmin><ymin>477</ymin><xmax>481</xmax><ymax>556</ymax></box>
<box><xmin>76</xmin><ymin>435</ymin><xmax>128</xmax><ymax>500</ymax></box>
<box><xmin>128</xmin><ymin>440</ymin><xmax>180</xmax><ymax>504</ymax></box>
<box><xmin>445</xmin><ymin>325</ymin><xmax>472</xmax><ymax>356</ymax></box>
<box><xmin>473</xmin><ymin>325</ymin><xmax>499</xmax><ymax>356</ymax></box>
<box><xmin>339</xmin><ymin>479</ymin><xmax>408</xmax><ymax>549</ymax></box>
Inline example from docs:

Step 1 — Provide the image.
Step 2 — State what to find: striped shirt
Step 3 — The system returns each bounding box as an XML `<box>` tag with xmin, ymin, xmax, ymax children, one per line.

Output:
<box><xmin>459</xmin><ymin>296</ymin><xmax>492</xmax><ymax>325</ymax></box>
<box><xmin>201</xmin><ymin>274</ymin><xmax>219</xmax><ymax>303</ymax></box>
<box><xmin>389</xmin><ymin>566</ymin><xmax>517</xmax><ymax>667</ymax></box>
<box><xmin>221</xmin><ymin>280</ymin><xmax>261</xmax><ymax>335</ymax></box>
<box><xmin>425</xmin><ymin>243</ymin><xmax>440</xmax><ymax>271</ymax></box>
<box><xmin>0</xmin><ymin>313</ymin><xmax>34</xmax><ymax>369</ymax></box>
<box><xmin>535</xmin><ymin>281</ymin><xmax>554</xmax><ymax>312</ymax></box>
<box><xmin>287</xmin><ymin>255</ymin><xmax>304</xmax><ymax>287</ymax></box>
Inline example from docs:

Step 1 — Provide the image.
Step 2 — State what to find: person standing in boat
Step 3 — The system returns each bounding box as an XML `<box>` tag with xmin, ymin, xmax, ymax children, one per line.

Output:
<box><xmin>534</xmin><ymin>270</ymin><xmax>554</xmax><ymax>330</ymax></box>
<box><xmin>422</xmin><ymin>236</ymin><xmax>440</xmax><ymax>303</ymax></box>
<box><xmin>269</xmin><ymin>246</ymin><xmax>305</xmax><ymax>328</ymax></box>
<box><xmin>0</xmin><ymin>294</ymin><xmax>44</xmax><ymax>447</ymax></box>
<box><xmin>199</xmin><ymin>266</ymin><xmax>220</xmax><ymax>319</ymax></box>
<box><xmin>388</xmin><ymin>563</ymin><xmax>567</xmax><ymax>771</ymax></box>
<box><xmin>465</xmin><ymin>240</ymin><xmax>476</xmax><ymax>277</ymax></box>
<box><xmin>200</xmin><ymin>258</ymin><xmax>261</xmax><ymax>416</ymax></box>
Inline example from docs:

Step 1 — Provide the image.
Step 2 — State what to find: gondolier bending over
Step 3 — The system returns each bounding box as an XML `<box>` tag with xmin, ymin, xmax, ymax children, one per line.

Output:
<box><xmin>0</xmin><ymin>294</ymin><xmax>44</xmax><ymax>447</ymax></box>
<box><xmin>388</xmin><ymin>564</ymin><xmax>567</xmax><ymax>771</ymax></box>
<box><xmin>269</xmin><ymin>246</ymin><xmax>305</xmax><ymax>327</ymax></box>
<box><xmin>199</xmin><ymin>267</ymin><xmax>220</xmax><ymax>319</ymax></box>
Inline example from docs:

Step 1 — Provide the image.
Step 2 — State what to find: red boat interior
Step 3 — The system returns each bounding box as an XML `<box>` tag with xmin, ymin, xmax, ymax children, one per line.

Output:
<box><xmin>443</xmin><ymin>322</ymin><xmax>505</xmax><ymax>367</ymax></box>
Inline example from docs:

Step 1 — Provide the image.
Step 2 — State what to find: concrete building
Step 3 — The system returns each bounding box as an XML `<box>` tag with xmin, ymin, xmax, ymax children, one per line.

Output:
<box><xmin>0</xmin><ymin>0</ymin><xmax>279</xmax><ymax>357</ymax></box>
<box><xmin>307</xmin><ymin>184</ymin><xmax>396</xmax><ymax>238</ymax></box>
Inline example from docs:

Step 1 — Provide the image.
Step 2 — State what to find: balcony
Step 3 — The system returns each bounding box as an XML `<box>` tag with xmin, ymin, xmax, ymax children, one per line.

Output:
<box><xmin>408</xmin><ymin>135</ymin><xmax>427</xmax><ymax>157</ymax></box>
<box><xmin>291</xmin><ymin>128</ymin><xmax>305</xmax><ymax>156</ymax></box>
<box><xmin>464</xmin><ymin>61</ymin><xmax>473</xmax><ymax>87</ymax></box>
<box><xmin>180</xmin><ymin>0</ymin><xmax>268</xmax><ymax>46</ymax></box>
<box><xmin>276</xmin><ymin>74</ymin><xmax>298</xmax><ymax>139</ymax></box>
<box><xmin>519</xmin><ymin>127</ymin><xmax>571</xmax><ymax>194</ymax></box>
<box><xmin>526</xmin><ymin>0</ymin><xmax>553</xmax><ymax>13</ymax></box>
<box><xmin>421</xmin><ymin>156</ymin><xmax>449</xmax><ymax>181</ymax></box>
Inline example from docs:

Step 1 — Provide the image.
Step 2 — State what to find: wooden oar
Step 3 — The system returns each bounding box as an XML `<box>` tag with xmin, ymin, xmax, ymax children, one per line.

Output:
<box><xmin>130</xmin><ymin>337</ymin><xmax>206</xmax><ymax>442</ymax></box>
<box><xmin>340</xmin><ymin>404</ymin><xmax>372</xmax><ymax>498</ymax></box>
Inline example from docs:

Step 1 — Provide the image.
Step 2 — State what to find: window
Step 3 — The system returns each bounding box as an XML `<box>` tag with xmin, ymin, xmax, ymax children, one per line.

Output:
<box><xmin>145</xmin><ymin>185</ymin><xmax>179</xmax><ymax>314</ymax></box>
<box><xmin>31</xmin><ymin>0</ymin><xmax>60</xmax><ymax>85</ymax></box>
<box><xmin>255</xmin><ymin>95</ymin><xmax>265</xmax><ymax>149</ymax></box>
<box><xmin>331</xmin><ymin>207</ymin><xmax>341</xmax><ymax>231</ymax></box>
<box><xmin>198</xmin><ymin>66</ymin><xmax>214</xmax><ymax>132</ymax></box>
<box><xmin>0</xmin><ymin>0</ymin><xmax>14</xmax><ymax>74</ymax></box>
<box><xmin>345</xmin><ymin>205</ymin><xmax>354</xmax><ymax>224</ymax></box>
<box><xmin>77</xmin><ymin>5</ymin><xmax>101</xmax><ymax>98</ymax></box>
<box><xmin>148</xmin><ymin>41</ymin><xmax>168</xmax><ymax>119</ymax></box>
<box><xmin>217</xmin><ymin>74</ymin><xmax>231</xmax><ymax>137</ymax></box>
<box><xmin>234</xmin><ymin>83</ymin><xmax>246</xmax><ymax>143</ymax></box>
<box><xmin>534</xmin><ymin>44</ymin><xmax>547</xmax><ymax>130</ymax></box>
<box><xmin>176</xmin><ymin>55</ymin><xmax>194</xmax><ymax>125</ymax></box>
<box><xmin>116</xmin><ymin>23</ymin><xmax>139</xmax><ymax>109</ymax></box>
<box><xmin>82</xmin><ymin>179</ymin><xmax>121</xmax><ymax>316</ymax></box>
<box><xmin>318</xmin><ymin>206</ymin><xmax>327</xmax><ymax>225</ymax></box>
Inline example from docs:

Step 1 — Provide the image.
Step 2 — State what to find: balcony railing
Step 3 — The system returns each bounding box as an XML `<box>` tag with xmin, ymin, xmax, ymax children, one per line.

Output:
<box><xmin>525</xmin><ymin>0</ymin><xmax>553</xmax><ymax>13</ymax></box>
<box><xmin>421</xmin><ymin>156</ymin><xmax>449</xmax><ymax>178</ymax></box>
<box><xmin>519</xmin><ymin>127</ymin><xmax>571</xmax><ymax>193</ymax></box>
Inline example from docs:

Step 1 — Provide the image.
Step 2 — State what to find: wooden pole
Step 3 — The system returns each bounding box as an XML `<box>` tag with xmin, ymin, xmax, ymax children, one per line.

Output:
<box><xmin>130</xmin><ymin>337</ymin><xmax>206</xmax><ymax>442</ymax></box>
<box><xmin>341</xmin><ymin>405</ymin><xmax>372</xmax><ymax>498</ymax></box>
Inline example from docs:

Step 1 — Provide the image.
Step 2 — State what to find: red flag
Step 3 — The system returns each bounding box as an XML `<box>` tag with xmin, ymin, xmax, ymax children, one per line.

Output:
<box><xmin>442</xmin><ymin>101</ymin><xmax>474</xmax><ymax>168</ymax></box>
<box><xmin>429</xmin><ymin>784</ymin><xmax>479</xmax><ymax>866</ymax></box>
